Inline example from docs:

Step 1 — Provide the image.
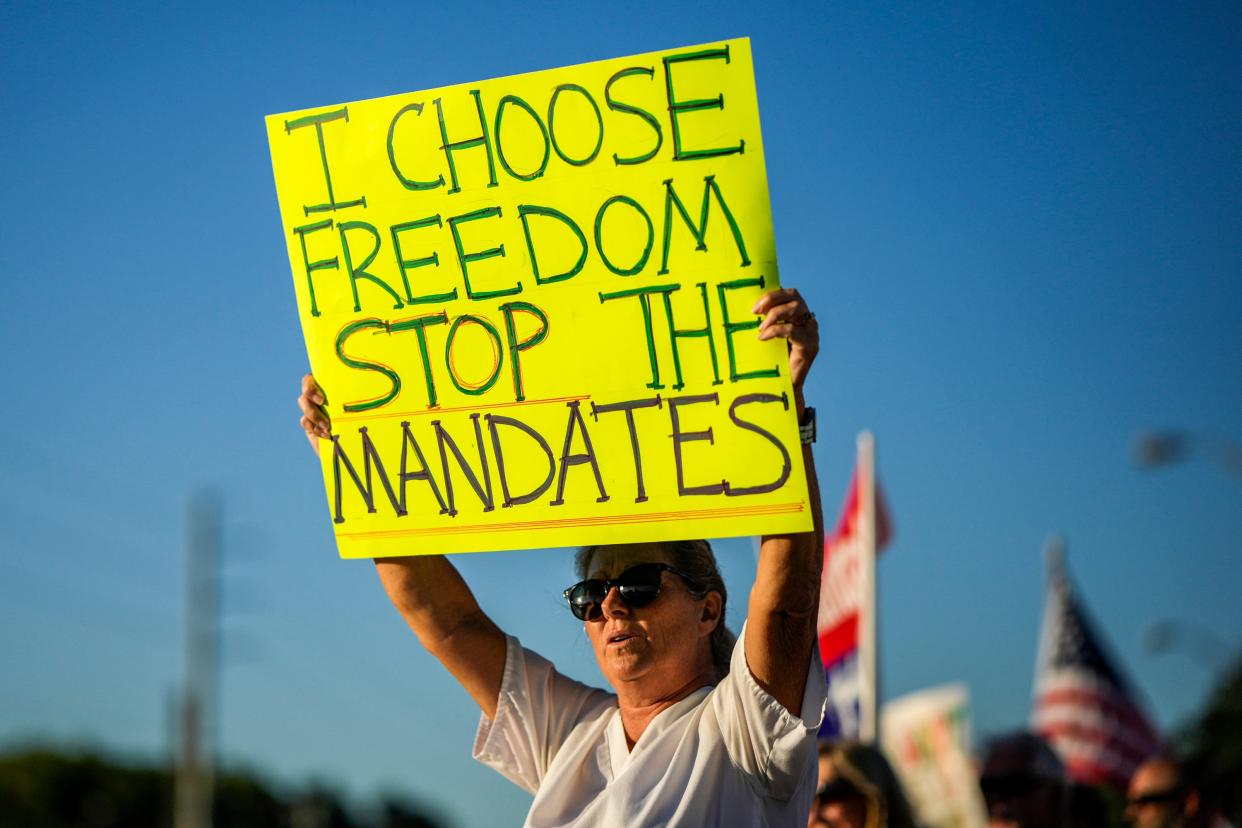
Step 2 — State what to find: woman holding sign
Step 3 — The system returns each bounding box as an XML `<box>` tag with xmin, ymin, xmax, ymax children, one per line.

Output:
<box><xmin>298</xmin><ymin>287</ymin><xmax>825</xmax><ymax>827</ymax></box>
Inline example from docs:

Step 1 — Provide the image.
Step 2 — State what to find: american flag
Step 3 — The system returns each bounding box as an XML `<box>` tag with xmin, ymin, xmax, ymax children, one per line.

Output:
<box><xmin>1030</xmin><ymin>544</ymin><xmax>1161</xmax><ymax>787</ymax></box>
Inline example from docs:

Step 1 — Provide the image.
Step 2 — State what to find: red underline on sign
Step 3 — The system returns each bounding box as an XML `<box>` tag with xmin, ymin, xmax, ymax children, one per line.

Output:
<box><xmin>334</xmin><ymin>394</ymin><xmax>592</xmax><ymax>424</ymax></box>
<box><xmin>336</xmin><ymin>502</ymin><xmax>806</xmax><ymax>539</ymax></box>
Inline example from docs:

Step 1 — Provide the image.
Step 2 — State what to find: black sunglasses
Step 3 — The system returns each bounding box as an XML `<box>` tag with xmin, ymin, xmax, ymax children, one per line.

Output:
<box><xmin>563</xmin><ymin>562</ymin><xmax>705</xmax><ymax>621</ymax></box>
<box><xmin>815</xmin><ymin>776</ymin><xmax>863</xmax><ymax>805</ymax></box>
<box><xmin>1128</xmin><ymin>788</ymin><xmax>1184</xmax><ymax>808</ymax></box>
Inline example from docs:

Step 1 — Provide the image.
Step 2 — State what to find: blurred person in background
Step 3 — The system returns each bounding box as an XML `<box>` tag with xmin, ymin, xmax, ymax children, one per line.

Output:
<box><xmin>808</xmin><ymin>740</ymin><xmax>919</xmax><ymax>828</ymax></box>
<box><xmin>1065</xmin><ymin>782</ymin><xmax>1108</xmax><ymax>828</ymax></box>
<box><xmin>978</xmin><ymin>732</ymin><xmax>1066</xmax><ymax>828</ymax></box>
<box><xmin>1126</xmin><ymin>754</ymin><xmax>1211</xmax><ymax>828</ymax></box>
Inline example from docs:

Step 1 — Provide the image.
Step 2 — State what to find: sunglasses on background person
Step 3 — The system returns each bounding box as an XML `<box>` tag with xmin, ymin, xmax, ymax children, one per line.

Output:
<box><xmin>1127</xmin><ymin>787</ymin><xmax>1184</xmax><ymax>808</ymax></box>
<box><xmin>815</xmin><ymin>776</ymin><xmax>863</xmax><ymax>805</ymax></box>
<box><xmin>563</xmin><ymin>562</ymin><xmax>706</xmax><ymax>621</ymax></box>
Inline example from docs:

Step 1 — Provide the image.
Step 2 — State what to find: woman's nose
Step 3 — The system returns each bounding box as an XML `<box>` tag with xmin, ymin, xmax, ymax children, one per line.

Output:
<box><xmin>600</xmin><ymin>586</ymin><xmax>629</xmax><ymax>618</ymax></box>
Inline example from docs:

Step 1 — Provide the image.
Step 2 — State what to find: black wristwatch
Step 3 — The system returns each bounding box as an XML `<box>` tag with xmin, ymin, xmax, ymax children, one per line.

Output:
<box><xmin>799</xmin><ymin>406</ymin><xmax>816</xmax><ymax>445</ymax></box>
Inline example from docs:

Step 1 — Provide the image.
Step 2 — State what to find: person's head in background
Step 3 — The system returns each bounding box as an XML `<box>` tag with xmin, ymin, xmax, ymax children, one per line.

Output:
<box><xmin>809</xmin><ymin>740</ymin><xmax>918</xmax><ymax>828</ymax></box>
<box><xmin>978</xmin><ymin>732</ymin><xmax>1066</xmax><ymax>828</ymax></box>
<box><xmin>1126</xmin><ymin>755</ymin><xmax>1203</xmax><ymax>828</ymax></box>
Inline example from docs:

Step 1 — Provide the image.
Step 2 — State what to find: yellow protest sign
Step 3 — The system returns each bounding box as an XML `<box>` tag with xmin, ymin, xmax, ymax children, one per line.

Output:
<box><xmin>267</xmin><ymin>37</ymin><xmax>812</xmax><ymax>558</ymax></box>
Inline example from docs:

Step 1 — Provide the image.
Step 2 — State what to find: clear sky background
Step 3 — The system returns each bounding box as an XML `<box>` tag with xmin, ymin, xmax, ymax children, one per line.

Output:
<box><xmin>2</xmin><ymin>2</ymin><xmax>1239</xmax><ymax>826</ymax></box>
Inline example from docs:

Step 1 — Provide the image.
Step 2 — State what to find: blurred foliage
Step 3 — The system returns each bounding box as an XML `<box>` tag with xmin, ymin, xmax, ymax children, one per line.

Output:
<box><xmin>0</xmin><ymin>747</ymin><xmax>445</xmax><ymax>828</ymax></box>
<box><xmin>2</xmin><ymin>657</ymin><xmax>1237</xmax><ymax>828</ymax></box>
<box><xmin>1178</xmin><ymin>652</ymin><xmax>1242</xmax><ymax>824</ymax></box>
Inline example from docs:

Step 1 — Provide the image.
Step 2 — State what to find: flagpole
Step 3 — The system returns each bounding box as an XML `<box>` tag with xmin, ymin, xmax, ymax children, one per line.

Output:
<box><xmin>858</xmin><ymin>430</ymin><xmax>878</xmax><ymax>742</ymax></box>
<box><xmin>1033</xmin><ymin>535</ymin><xmax>1063</xmax><ymax>715</ymax></box>
<box><xmin>1043</xmin><ymin>534</ymin><xmax>1066</xmax><ymax>583</ymax></box>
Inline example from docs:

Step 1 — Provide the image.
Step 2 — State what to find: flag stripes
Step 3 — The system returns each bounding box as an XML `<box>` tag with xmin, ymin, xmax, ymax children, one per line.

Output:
<box><xmin>1030</xmin><ymin>548</ymin><xmax>1160</xmax><ymax>787</ymax></box>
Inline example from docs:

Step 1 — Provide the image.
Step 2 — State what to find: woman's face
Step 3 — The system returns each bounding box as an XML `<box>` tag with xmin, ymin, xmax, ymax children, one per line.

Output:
<box><xmin>810</xmin><ymin>756</ymin><xmax>869</xmax><ymax>828</ymax></box>
<box><xmin>581</xmin><ymin>543</ymin><xmax>719</xmax><ymax>696</ymax></box>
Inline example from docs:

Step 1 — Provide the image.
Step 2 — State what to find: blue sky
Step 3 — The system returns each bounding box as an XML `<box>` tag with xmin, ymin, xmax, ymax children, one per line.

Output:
<box><xmin>2</xmin><ymin>2</ymin><xmax>1239</xmax><ymax>825</ymax></box>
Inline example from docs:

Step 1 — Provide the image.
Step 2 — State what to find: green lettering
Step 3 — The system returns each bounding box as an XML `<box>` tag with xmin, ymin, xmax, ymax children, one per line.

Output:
<box><xmin>548</xmin><ymin>84</ymin><xmax>604</xmax><ymax>167</ymax></box>
<box><xmin>500</xmin><ymin>301</ymin><xmax>549</xmax><ymax>401</ymax></box>
<box><xmin>716</xmin><ymin>277</ymin><xmax>778</xmax><ymax>381</ymax></box>
<box><xmin>284</xmin><ymin>107</ymin><xmax>367</xmax><ymax>214</ymax></box>
<box><xmin>435</xmin><ymin>91</ymin><xmax>498</xmax><ymax>194</ymax></box>
<box><xmin>660</xmin><ymin>175</ymin><xmax>751</xmax><ymax>275</ymax></box>
<box><xmin>387</xmin><ymin>102</ymin><xmax>446</xmax><ymax>191</ymax></box>
<box><xmin>292</xmin><ymin>219</ymin><xmax>337</xmax><ymax>318</ymax></box>
<box><xmin>339</xmin><ymin>221</ymin><xmax>404</xmax><ymax>313</ymax></box>
<box><xmin>336</xmin><ymin>319</ymin><xmax>401</xmax><ymax>413</ymax></box>
<box><xmin>444</xmin><ymin>315</ymin><xmax>504</xmax><ymax>396</ymax></box>
<box><xmin>391</xmin><ymin>215</ymin><xmax>456</xmax><ymax>305</ymax></box>
<box><xmin>448</xmin><ymin>206</ymin><xmax>521</xmax><ymax>300</ymax></box>
<box><xmin>494</xmin><ymin>95</ymin><xmax>550</xmax><ymax>181</ymax></box>
<box><xmin>599</xmin><ymin>284</ymin><xmax>679</xmax><ymax>389</ymax></box>
<box><xmin>388</xmin><ymin>312</ymin><xmax>449</xmax><ymax>408</ymax></box>
<box><xmin>663</xmin><ymin>46</ymin><xmax>745</xmax><ymax>161</ymax></box>
<box><xmin>605</xmin><ymin>67</ymin><xmax>662</xmax><ymax>166</ymax></box>
<box><xmin>594</xmin><ymin>195</ymin><xmax>653</xmax><ymax>277</ymax></box>
<box><xmin>518</xmin><ymin>205</ymin><xmax>587</xmax><ymax>285</ymax></box>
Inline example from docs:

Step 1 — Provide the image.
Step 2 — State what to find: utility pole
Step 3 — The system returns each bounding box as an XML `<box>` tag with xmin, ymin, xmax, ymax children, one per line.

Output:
<box><xmin>176</xmin><ymin>490</ymin><xmax>220</xmax><ymax>828</ymax></box>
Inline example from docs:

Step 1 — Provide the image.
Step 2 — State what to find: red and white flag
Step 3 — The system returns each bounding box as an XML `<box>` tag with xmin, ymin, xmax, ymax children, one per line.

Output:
<box><xmin>818</xmin><ymin>433</ymin><xmax>892</xmax><ymax>738</ymax></box>
<box><xmin>1031</xmin><ymin>545</ymin><xmax>1161</xmax><ymax>787</ymax></box>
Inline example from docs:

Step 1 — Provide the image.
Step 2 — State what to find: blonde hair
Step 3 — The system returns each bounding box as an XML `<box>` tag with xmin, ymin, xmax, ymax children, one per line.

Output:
<box><xmin>818</xmin><ymin>741</ymin><xmax>918</xmax><ymax>828</ymax></box>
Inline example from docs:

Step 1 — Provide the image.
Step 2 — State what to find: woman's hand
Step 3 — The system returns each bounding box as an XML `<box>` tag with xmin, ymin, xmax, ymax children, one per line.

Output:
<box><xmin>298</xmin><ymin>374</ymin><xmax>331</xmax><ymax>455</ymax></box>
<box><xmin>753</xmin><ymin>287</ymin><xmax>819</xmax><ymax>393</ymax></box>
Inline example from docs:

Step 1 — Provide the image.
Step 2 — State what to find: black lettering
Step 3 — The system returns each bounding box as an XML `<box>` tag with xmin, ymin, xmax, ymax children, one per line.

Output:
<box><xmin>724</xmin><ymin>393</ymin><xmax>791</xmax><ymax>496</ymax></box>
<box><xmin>591</xmin><ymin>396</ymin><xmax>662</xmax><ymax>503</ymax></box>
<box><xmin>550</xmin><ymin>400</ymin><xmax>610</xmax><ymax>505</ymax></box>
<box><xmin>331</xmin><ymin>427</ymin><xmax>403</xmax><ymax>523</ymax></box>
<box><xmin>668</xmin><ymin>393</ymin><xmax>725</xmax><ymax>496</ymax></box>
<box><xmin>400</xmin><ymin>421</ymin><xmax>450</xmax><ymax>514</ymax></box>
<box><xmin>486</xmin><ymin>414</ymin><xmax>556</xmax><ymax>507</ymax></box>
<box><xmin>433</xmin><ymin>415</ymin><xmax>495</xmax><ymax>516</ymax></box>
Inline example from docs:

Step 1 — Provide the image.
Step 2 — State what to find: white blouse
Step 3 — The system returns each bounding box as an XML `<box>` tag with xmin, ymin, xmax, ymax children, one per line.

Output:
<box><xmin>473</xmin><ymin>622</ymin><xmax>827</xmax><ymax>827</ymax></box>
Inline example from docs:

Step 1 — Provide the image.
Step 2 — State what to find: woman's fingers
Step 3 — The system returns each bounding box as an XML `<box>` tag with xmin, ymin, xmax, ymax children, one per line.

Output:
<box><xmin>298</xmin><ymin>374</ymin><xmax>332</xmax><ymax>444</ymax></box>
<box><xmin>752</xmin><ymin>288</ymin><xmax>819</xmax><ymax>388</ymax></box>
<box><xmin>756</xmin><ymin>298</ymin><xmax>812</xmax><ymax>340</ymax></box>
<box><xmin>301</xmin><ymin>373</ymin><xmax>326</xmax><ymax>406</ymax></box>
<box><xmin>751</xmin><ymin>287</ymin><xmax>801</xmax><ymax>316</ymax></box>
